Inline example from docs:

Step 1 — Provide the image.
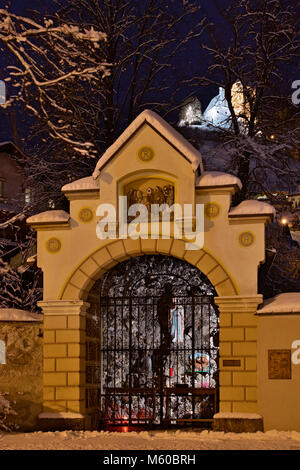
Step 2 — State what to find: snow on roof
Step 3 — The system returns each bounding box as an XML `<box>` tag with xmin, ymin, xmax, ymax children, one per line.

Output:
<box><xmin>0</xmin><ymin>308</ymin><xmax>42</xmax><ymax>322</ymax></box>
<box><xmin>27</xmin><ymin>210</ymin><xmax>70</xmax><ymax>225</ymax></box>
<box><xmin>0</xmin><ymin>140</ymin><xmax>13</xmax><ymax>147</ymax></box>
<box><xmin>62</xmin><ymin>176</ymin><xmax>99</xmax><ymax>192</ymax></box>
<box><xmin>0</xmin><ymin>141</ymin><xmax>26</xmax><ymax>158</ymax></box>
<box><xmin>229</xmin><ymin>200</ymin><xmax>276</xmax><ymax>217</ymax></box>
<box><xmin>196</xmin><ymin>171</ymin><xmax>242</xmax><ymax>189</ymax></box>
<box><xmin>257</xmin><ymin>293</ymin><xmax>300</xmax><ymax>314</ymax></box>
<box><xmin>214</xmin><ymin>412</ymin><xmax>262</xmax><ymax>420</ymax></box>
<box><xmin>92</xmin><ymin>109</ymin><xmax>203</xmax><ymax>178</ymax></box>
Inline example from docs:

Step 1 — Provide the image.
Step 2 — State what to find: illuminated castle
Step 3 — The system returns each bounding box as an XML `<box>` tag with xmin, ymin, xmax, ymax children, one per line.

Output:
<box><xmin>178</xmin><ymin>82</ymin><xmax>250</xmax><ymax>131</ymax></box>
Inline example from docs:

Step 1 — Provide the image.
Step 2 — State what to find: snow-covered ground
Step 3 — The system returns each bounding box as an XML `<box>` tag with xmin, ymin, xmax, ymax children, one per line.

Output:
<box><xmin>0</xmin><ymin>429</ymin><xmax>300</xmax><ymax>450</ymax></box>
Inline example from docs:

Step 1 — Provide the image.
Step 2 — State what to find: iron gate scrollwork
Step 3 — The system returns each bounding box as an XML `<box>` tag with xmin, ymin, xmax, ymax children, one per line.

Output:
<box><xmin>97</xmin><ymin>255</ymin><xmax>219</xmax><ymax>429</ymax></box>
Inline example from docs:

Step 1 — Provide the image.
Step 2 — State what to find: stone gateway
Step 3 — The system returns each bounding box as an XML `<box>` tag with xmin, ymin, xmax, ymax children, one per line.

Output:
<box><xmin>23</xmin><ymin>110</ymin><xmax>300</xmax><ymax>432</ymax></box>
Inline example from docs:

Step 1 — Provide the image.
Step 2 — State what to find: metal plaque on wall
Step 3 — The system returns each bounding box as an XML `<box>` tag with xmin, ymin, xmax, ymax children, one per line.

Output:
<box><xmin>268</xmin><ymin>349</ymin><xmax>291</xmax><ymax>380</ymax></box>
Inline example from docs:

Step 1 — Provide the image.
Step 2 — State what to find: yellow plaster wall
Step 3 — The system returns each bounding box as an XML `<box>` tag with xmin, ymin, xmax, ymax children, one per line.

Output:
<box><xmin>258</xmin><ymin>314</ymin><xmax>300</xmax><ymax>431</ymax></box>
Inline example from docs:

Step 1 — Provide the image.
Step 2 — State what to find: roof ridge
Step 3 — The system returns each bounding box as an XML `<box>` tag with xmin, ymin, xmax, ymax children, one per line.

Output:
<box><xmin>92</xmin><ymin>109</ymin><xmax>203</xmax><ymax>179</ymax></box>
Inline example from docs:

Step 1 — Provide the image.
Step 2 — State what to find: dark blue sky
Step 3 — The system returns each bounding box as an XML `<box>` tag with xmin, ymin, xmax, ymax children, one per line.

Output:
<box><xmin>0</xmin><ymin>0</ymin><xmax>219</xmax><ymax>143</ymax></box>
<box><xmin>6</xmin><ymin>0</ymin><xmax>54</xmax><ymax>15</ymax></box>
<box><xmin>0</xmin><ymin>0</ymin><xmax>298</xmax><ymax>144</ymax></box>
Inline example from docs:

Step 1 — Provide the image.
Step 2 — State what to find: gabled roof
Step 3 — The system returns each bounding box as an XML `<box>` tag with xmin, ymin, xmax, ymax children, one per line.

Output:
<box><xmin>92</xmin><ymin>110</ymin><xmax>204</xmax><ymax>179</ymax></box>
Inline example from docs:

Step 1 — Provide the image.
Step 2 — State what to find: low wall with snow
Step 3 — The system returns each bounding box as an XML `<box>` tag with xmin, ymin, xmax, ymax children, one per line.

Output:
<box><xmin>0</xmin><ymin>309</ymin><xmax>43</xmax><ymax>431</ymax></box>
<box><xmin>257</xmin><ymin>294</ymin><xmax>300</xmax><ymax>432</ymax></box>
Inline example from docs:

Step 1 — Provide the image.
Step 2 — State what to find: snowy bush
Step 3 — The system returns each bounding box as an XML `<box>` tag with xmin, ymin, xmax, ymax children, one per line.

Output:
<box><xmin>0</xmin><ymin>258</ymin><xmax>42</xmax><ymax>312</ymax></box>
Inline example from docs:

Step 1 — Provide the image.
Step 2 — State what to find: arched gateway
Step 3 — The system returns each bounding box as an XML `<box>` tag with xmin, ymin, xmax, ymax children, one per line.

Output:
<box><xmin>98</xmin><ymin>255</ymin><xmax>219</xmax><ymax>428</ymax></box>
<box><xmin>28</xmin><ymin>110</ymin><xmax>275</xmax><ymax>431</ymax></box>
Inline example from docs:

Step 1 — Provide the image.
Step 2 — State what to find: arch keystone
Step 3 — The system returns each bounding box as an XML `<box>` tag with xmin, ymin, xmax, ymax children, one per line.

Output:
<box><xmin>141</xmin><ymin>239</ymin><xmax>156</xmax><ymax>253</ymax></box>
<box><xmin>123</xmin><ymin>238</ymin><xmax>141</xmax><ymax>256</ymax></box>
<box><xmin>156</xmin><ymin>239</ymin><xmax>172</xmax><ymax>254</ymax></box>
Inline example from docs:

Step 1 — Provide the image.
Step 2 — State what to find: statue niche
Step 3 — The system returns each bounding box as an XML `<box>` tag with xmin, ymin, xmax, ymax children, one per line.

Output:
<box><xmin>123</xmin><ymin>178</ymin><xmax>175</xmax><ymax>222</ymax></box>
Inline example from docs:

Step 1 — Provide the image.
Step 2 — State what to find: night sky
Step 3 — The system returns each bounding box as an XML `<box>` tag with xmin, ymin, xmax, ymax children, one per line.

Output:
<box><xmin>0</xmin><ymin>0</ymin><xmax>298</xmax><ymax>144</ymax></box>
<box><xmin>0</xmin><ymin>1</ymin><xmax>217</xmax><ymax>143</ymax></box>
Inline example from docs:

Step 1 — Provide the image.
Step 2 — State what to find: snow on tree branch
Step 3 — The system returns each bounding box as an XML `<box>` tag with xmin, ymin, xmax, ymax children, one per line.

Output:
<box><xmin>0</xmin><ymin>7</ymin><xmax>109</xmax><ymax>152</ymax></box>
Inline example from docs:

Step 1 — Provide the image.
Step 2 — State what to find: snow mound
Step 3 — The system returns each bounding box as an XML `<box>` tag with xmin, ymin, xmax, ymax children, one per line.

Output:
<box><xmin>197</xmin><ymin>171</ymin><xmax>242</xmax><ymax>189</ymax></box>
<box><xmin>1</xmin><ymin>429</ymin><xmax>300</xmax><ymax>450</ymax></box>
<box><xmin>257</xmin><ymin>293</ymin><xmax>300</xmax><ymax>314</ymax></box>
<box><xmin>62</xmin><ymin>176</ymin><xmax>99</xmax><ymax>192</ymax></box>
<box><xmin>27</xmin><ymin>210</ymin><xmax>70</xmax><ymax>225</ymax></box>
<box><xmin>229</xmin><ymin>200</ymin><xmax>276</xmax><ymax>217</ymax></box>
<box><xmin>214</xmin><ymin>412</ymin><xmax>262</xmax><ymax>420</ymax></box>
<box><xmin>0</xmin><ymin>308</ymin><xmax>42</xmax><ymax>322</ymax></box>
<box><xmin>93</xmin><ymin>109</ymin><xmax>203</xmax><ymax>178</ymax></box>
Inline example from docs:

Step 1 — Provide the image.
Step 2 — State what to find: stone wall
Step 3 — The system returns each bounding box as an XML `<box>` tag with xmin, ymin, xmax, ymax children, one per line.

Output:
<box><xmin>0</xmin><ymin>313</ymin><xmax>43</xmax><ymax>431</ymax></box>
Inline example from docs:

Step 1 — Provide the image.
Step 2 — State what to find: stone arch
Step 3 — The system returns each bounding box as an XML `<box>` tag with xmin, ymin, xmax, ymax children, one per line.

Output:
<box><xmin>60</xmin><ymin>238</ymin><xmax>239</xmax><ymax>301</ymax></box>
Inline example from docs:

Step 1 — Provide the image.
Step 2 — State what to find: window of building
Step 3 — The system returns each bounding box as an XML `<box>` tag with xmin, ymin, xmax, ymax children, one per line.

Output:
<box><xmin>0</xmin><ymin>340</ymin><xmax>6</xmax><ymax>364</ymax></box>
<box><xmin>25</xmin><ymin>187</ymin><xmax>32</xmax><ymax>204</ymax></box>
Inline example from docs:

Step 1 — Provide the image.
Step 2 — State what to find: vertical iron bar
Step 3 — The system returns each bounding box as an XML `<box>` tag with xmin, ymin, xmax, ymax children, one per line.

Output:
<box><xmin>129</xmin><ymin>296</ymin><xmax>132</xmax><ymax>425</ymax></box>
<box><xmin>191</xmin><ymin>291</ymin><xmax>195</xmax><ymax>420</ymax></box>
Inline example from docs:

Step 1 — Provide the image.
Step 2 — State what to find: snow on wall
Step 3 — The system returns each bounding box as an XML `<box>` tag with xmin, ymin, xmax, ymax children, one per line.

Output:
<box><xmin>92</xmin><ymin>109</ymin><xmax>204</xmax><ymax>178</ymax></box>
<box><xmin>62</xmin><ymin>176</ymin><xmax>99</xmax><ymax>192</ymax></box>
<box><xmin>196</xmin><ymin>171</ymin><xmax>242</xmax><ymax>189</ymax></box>
<box><xmin>257</xmin><ymin>293</ymin><xmax>300</xmax><ymax>314</ymax></box>
<box><xmin>229</xmin><ymin>200</ymin><xmax>276</xmax><ymax>217</ymax></box>
<box><xmin>26</xmin><ymin>210</ymin><xmax>70</xmax><ymax>225</ymax></box>
<box><xmin>0</xmin><ymin>309</ymin><xmax>42</xmax><ymax>322</ymax></box>
<box><xmin>214</xmin><ymin>412</ymin><xmax>262</xmax><ymax>420</ymax></box>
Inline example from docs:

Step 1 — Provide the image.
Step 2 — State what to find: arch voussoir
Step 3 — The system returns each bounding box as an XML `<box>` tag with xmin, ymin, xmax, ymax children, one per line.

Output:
<box><xmin>60</xmin><ymin>238</ymin><xmax>237</xmax><ymax>301</ymax></box>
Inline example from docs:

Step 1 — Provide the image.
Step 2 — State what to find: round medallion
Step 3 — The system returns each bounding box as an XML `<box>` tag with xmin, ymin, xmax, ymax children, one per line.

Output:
<box><xmin>78</xmin><ymin>207</ymin><xmax>94</xmax><ymax>223</ymax></box>
<box><xmin>46</xmin><ymin>237</ymin><xmax>61</xmax><ymax>254</ymax></box>
<box><xmin>137</xmin><ymin>146</ymin><xmax>154</xmax><ymax>162</ymax></box>
<box><xmin>204</xmin><ymin>202</ymin><xmax>220</xmax><ymax>219</ymax></box>
<box><xmin>238</xmin><ymin>231</ymin><xmax>255</xmax><ymax>247</ymax></box>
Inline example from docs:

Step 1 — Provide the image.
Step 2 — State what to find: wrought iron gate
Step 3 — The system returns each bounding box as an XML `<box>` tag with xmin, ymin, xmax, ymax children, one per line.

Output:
<box><xmin>98</xmin><ymin>255</ymin><xmax>219</xmax><ymax>429</ymax></box>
